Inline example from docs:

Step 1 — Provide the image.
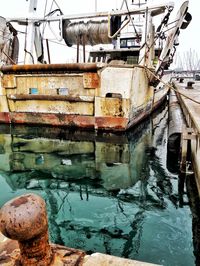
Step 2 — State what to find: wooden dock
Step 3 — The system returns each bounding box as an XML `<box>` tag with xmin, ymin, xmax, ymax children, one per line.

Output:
<box><xmin>173</xmin><ymin>80</ymin><xmax>200</xmax><ymax>193</ymax></box>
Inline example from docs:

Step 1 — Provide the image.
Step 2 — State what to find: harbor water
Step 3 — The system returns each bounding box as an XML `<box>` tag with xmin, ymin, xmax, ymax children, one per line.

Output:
<box><xmin>0</xmin><ymin>105</ymin><xmax>197</xmax><ymax>266</ymax></box>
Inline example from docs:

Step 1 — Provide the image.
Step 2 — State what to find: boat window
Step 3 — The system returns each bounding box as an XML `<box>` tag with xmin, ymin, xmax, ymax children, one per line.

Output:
<box><xmin>89</xmin><ymin>49</ymin><xmax>139</xmax><ymax>64</ymax></box>
<box><xmin>120</xmin><ymin>39</ymin><xmax>127</xmax><ymax>48</ymax></box>
<box><xmin>120</xmin><ymin>38</ymin><xmax>140</xmax><ymax>48</ymax></box>
<box><xmin>127</xmin><ymin>56</ymin><xmax>138</xmax><ymax>64</ymax></box>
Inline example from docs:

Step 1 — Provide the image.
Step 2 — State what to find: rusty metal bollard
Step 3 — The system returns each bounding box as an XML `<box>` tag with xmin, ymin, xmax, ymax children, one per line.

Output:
<box><xmin>0</xmin><ymin>193</ymin><xmax>52</xmax><ymax>265</ymax></box>
<box><xmin>0</xmin><ymin>193</ymin><xmax>86</xmax><ymax>266</ymax></box>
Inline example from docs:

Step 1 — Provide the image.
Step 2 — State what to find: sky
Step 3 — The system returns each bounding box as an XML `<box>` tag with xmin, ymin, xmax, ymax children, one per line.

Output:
<box><xmin>0</xmin><ymin>0</ymin><xmax>198</xmax><ymax>65</ymax></box>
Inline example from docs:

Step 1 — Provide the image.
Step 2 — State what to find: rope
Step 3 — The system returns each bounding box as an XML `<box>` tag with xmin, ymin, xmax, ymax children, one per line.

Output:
<box><xmin>2</xmin><ymin>51</ymin><xmax>16</xmax><ymax>65</ymax></box>
<box><xmin>144</xmin><ymin>66</ymin><xmax>200</xmax><ymax>105</ymax></box>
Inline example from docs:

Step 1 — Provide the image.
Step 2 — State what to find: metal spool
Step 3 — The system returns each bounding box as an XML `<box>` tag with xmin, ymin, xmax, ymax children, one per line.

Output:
<box><xmin>63</xmin><ymin>19</ymin><xmax>112</xmax><ymax>46</ymax></box>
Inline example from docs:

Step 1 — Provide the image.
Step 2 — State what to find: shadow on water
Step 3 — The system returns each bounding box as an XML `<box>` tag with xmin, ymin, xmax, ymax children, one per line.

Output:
<box><xmin>0</xmin><ymin>104</ymin><xmax>196</xmax><ymax>266</ymax></box>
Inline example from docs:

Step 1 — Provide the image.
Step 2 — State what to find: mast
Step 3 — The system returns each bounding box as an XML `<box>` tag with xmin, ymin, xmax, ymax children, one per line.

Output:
<box><xmin>95</xmin><ymin>0</ymin><xmax>97</xmax><ymax>12</ymax></box>
<box><xmin>24</xmin><ymin>0</ymin><xmax>38</xmax><ymax>64</ymax></box>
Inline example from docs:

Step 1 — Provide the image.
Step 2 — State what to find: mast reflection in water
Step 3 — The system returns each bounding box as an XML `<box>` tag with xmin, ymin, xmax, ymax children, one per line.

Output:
<box><xmin>0</xmin><ymin>105</ymin><xmax>196</xmax><ymax>266</ymax></box>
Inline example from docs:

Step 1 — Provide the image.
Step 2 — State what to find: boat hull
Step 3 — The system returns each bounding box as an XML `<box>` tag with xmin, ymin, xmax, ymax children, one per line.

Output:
<box><xmin>0</xmin><ymin>100</ymin><xmax>166</xmax><ymax>131</ymax></box>
<box><xmin>0</xmin><ymin>63</ymin><xmax>168</xmax><ymax>131</ymax></box>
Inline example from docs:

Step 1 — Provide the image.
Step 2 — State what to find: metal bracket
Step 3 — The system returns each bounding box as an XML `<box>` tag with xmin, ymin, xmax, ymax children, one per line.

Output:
<box><xmin>180</xmin><ymin>127</ymin><xmax>195</xmax><ymax>174</ymax></box>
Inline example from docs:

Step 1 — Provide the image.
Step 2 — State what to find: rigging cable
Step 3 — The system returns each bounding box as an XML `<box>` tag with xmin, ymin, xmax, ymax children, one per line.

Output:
<box><xmin>43</xmin><ymin>0</ymin><xmax>63</xmax><ymax>42</ymax></box>
<box><xmin>120</xmin><ymin>0</ymin><xmax>125</xmax><ymax>9</ymax></box>
<box><xmin>124</xmin><ymin>0</ymin><xmax>140</xmax><ymax>41</ymax></box>
<box><xmin>53</xmin><ymin>0</ymin><xmax>63</xmax><ymax>12</ymax></box>
<box><xmin>42</xmin><ymin>0</ymin><xmax>54</xmax><ymax>35</ymax></box>
<box><xmin>138</xmin><ymin>9</ymin><xmax>179</xmax><ymax>65</ymax></box>
<box><xmin>42</xmin><ymin>0</ymin><xmax>48</xmax><ymax>35</ymax></box>
<box><xmin>144</xmin><ymin>66</ymin><xmax>200</xmax><ymax>105</ymax></box>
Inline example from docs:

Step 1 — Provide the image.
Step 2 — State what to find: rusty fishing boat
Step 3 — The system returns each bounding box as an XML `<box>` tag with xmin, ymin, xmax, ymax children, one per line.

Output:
<box><xmin>0</xmin><ymin>0</ymin><xmax>191</xmax><ymax>131</ymax></box>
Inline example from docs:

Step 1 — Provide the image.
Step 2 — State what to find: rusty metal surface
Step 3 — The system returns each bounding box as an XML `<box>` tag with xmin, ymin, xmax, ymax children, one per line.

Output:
<box><xmin>0</xmin><ymin>63</ymin><xmax>99</xmax><ymax>73</ymax></box>
<box><xmin>0</xmin><ymin>237</ymin><xmax>20</xmax><ymax>265</ymax></box>
<box><xmin>0</xmin><ymin>112</ymin><xmax>11</xmax><ymax>123</ymax></box>
<box><xmin>95</xmin><ymin>97</ymin><xmax>129</xmax><ymax>118</ymax></box>
<box><xmin>95</xmin><ymin>116</ymin><xmax>128</xmax><ymax>131</ymax></box>
<box><xmin>0</xmin><ymin>107</ymin><xmax>170</xmax><ymax>131</ymax></box>
<box><xmin>19</xmin><ymin>113</ymin><xmax>128</xmax><ymax>131</ymax></box>
<box><xmin>0</xmin><ymin>239</ymin><xmax>85</xmax><ymax>266</ymax></box>
<box><xmin>51</xmin><ymin>244</ymin><xmax>85</xmax><ymax>266</ymax></box>
<box><xmin>0</xmin><ymin>111</ymin><xmax>128</xmax><ymax>131</ymax></box>
<box><xmin>83</xmin><ymin>73</ymin><xmax>100</xmax><ymax>89</ymax></box>
<box><xmin>7</xmin><ymin>112</ymin><xmax>129</xmax><ymax>131</ymax></box>
<box><xmin>0</xmin><ymin>194</ymin><xmax>47</xmax><ymax>241</ymax></box>
<box><xmin>10</xmin><ymin>112</ymin><xmax>95</xmax><ymax>128</ymax></box>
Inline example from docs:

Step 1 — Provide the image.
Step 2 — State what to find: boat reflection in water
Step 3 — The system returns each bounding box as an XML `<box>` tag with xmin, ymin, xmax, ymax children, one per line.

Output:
<box><xmin>0</xmin><ymin>105</ymin><xmax>195</xmax><ymax>266</ymax></box>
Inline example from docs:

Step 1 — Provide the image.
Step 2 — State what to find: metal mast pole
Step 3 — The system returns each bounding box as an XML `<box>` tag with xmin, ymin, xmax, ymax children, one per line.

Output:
<box><xmin>24</xmin><ymin>0</ymin><xmax>38</xmax><ymax>64</ymax></box>
<box><xmin>95</xmin><ymin>0</ymin><xmax>97</xmax><ymax>12</ymax></box>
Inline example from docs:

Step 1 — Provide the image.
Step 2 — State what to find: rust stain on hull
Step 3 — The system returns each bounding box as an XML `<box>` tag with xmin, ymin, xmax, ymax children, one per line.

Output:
<box><xmin>0</xmin><ymin>112</ymin><xmax>11</xmax><ymax>123</ymax></box>
<box><xmin>95</xmin><ymin>116</ymin><xmax>128</xmax><ymax>131</ymax></box>
<box><xmin>0</xmin><ymin>112</ymin><xmax>129</xmax><ymax>131</ymax></box>
<box><xmin>0</xmin><ymin>63</ymin><xmax>99</xmax><ymax>74</ymax></box>
<box><xmin>83</xmin><ymin>72</ymin><xmax>100</xmax><ymax>88</ymax></box>
<box><xmin>10</xmin><ymin>113</ymin><xmax>96</xmax><ymax>129</ymax></box>
<box><xmin>0</xmin><ymin>93</ymin><xmax>167</xmax><ymax>131</ymax></box>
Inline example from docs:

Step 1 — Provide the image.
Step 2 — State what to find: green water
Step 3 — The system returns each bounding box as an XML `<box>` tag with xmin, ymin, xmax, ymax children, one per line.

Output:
<box><xmin>0</xmin><ymin>107</ymin><xmax>197</xmax><ymax>266</ymax></box>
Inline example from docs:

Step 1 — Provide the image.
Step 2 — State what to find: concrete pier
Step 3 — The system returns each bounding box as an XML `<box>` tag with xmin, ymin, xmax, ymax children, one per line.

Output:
<box><xmin>173</xmin><ymin>80</ymin><xmax>200</xmax><ymax>193</ymax></box>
